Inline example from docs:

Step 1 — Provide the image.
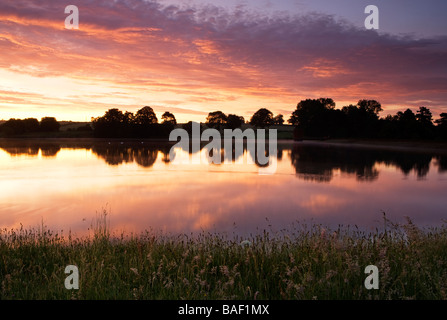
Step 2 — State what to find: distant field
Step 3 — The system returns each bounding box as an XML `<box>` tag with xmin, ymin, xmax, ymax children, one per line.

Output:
<box><xmin>59</xmin><ymin>121</ymin><xmax>92</xmax><ymax>131</ymax></box>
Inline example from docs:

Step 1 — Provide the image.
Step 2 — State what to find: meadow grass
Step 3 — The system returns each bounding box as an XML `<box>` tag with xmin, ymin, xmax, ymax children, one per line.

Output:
<box><xmin>1</xmin><ymin>212</ymin><xmax>447</xmax><ymax>300</ymax></box>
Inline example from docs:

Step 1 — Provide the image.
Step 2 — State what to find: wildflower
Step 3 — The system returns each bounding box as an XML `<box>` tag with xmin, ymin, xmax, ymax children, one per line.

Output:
<box><xmin>289</xmin><ymin>253</ymin><xmax>295</xmax><ymax>264</ymax></box>
<box><xmin>320</xmin><ymin>228</ymin><xmax>326</xmax><ymax>239</ymax></box>
<box><xmin>220</xmin><ymin>266</ymin><xmax>230</xmax><ymax>277</ymax></box>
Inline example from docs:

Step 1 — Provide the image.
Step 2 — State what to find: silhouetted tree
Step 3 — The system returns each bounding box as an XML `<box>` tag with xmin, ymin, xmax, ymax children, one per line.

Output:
<box><xmin>435</xmin><ymin>113</ymin><xmax>447</xmax><ymax>126</ymax></box>
<box><xmin>250</xmin><ymin>108</ymin><xmax>274</xmax><ymax>128</ymax></box>
<box><xmin>289</xmin><ymin>98</ymin><xmax>336</xmax><ymax>137</ymax></box>
<box><xmin>340</xmin><ymin>100</ymin><xmax>382</xmax><ymax>138</ymax></box>
<box><xmin>273</xmin><ymin>114</ymin><xmax>284</xmax><ymax>125</ymax></box>
<box><xmin>416</xmin><ymin>106</ymin><xmax>433</xmax><ymax>125</ymax></box>
<box><xmin>133</xmin><ymin>106</ymin><xmax>162</xmax><ymax>138</ymax></box>
<box><xmin>357</xmin><ymin>99</ymin><xmax>382</xmax><ymax>118</ymax></box>
<box><xmin>206</xmin><ymin>111</ymin><xmax>228</xmax><ymax>128</ymax></box>
<box><xmin>226</xmin><ymin>114</ymin><xmax>245</xmax><ymax>129</ymax></box>
<box><xmin>435</xmin><ymin>113</ymin><xmax>447</xmax><ymax>139</ymax></box>
<box><xmin>341</xmin><ymin>105</ymin><xmax>367</xmax><ymax>138</ymax></box>
<box><xmin>397</xmin><ymin>109</ymin><xmax>417</xmax><ymax>122</ymax></box>
<box><xmin>160</xmin><ymin>111</ymin><xmax>177</xmax><ymax>136</ymax></box>
<box><xmin>396</xmin><ymin>109</ymin><xmax>419</xmax><ymax>138</ymax></box>
<box><xmin>92</xmin><ymin>108</ymin><xmax>130</xmax><ymax>138</ymax></box>
<box><xmin>104</xmin><ymin>108</ymin><xmax>127</xmax><ymax>122</ymax></box>
<box><xmin>124</xmin><ymin>111</ymin><xmax>135</xmax><ymax>125</ymax></box>
<box><xmin>289</xmin><ymin>98</ymin><xmax>335</xmax><ymax>125</ymax></box>
<box><xmin>377</xmin><ymin>107</ymin><xmax>437</xmax><ymax>139</ymax></box>
<box><xmin>92</xmin><ymin>107</ymin><xmax>169</xmax><ymax>138</ymax></box>
<box><xmin>23</xmin><ymin>118</ymin><xmax>41</xmax><ymax>132</ymax></box>
<box><xmin>0</xmin><ymin>118</ymin><xmax>40</xmax><ymax>135</ymax></box>
<box><xmin>40</xmin><ymin>117</ymin><xmax>60</xmax><ymax>132</ymax></box>
<box><xmin>134</xmin><ymin>106</ymin><xmax>158</xmax><ymax>125</ymax></box>
<box><xmin>161</xmin><ymin>111</ymin><xmax>177</xmax><ymax>125</ymax></box>
<box><xmin>84</xmin><ymin>102</ymin><xmax>447</xmax><ymax>140</ymax></box>
<box><xmin>415</xmin><ymin>106</ymin><xmax>435</xmax><ymax>139</ymax></box>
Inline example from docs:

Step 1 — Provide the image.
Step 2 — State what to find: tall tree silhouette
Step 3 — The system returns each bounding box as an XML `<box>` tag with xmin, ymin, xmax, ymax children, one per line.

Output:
<box><xmin>288</xmin><ymin>98</ymin><xmax>337</xmax><ymax>138</ymax></box>
<box><xmin>40</xmin><ymin>117</ymin><xmax>60</xmax><ymax>132</ymax></box>
<box><xmin>134</xmin><ymin>106</ymin><xmax>158</xmax><ymax>125</ymax></box>
<box><xmin>92</xmin><ymin>108</ymin><xmax>132</xmax><ymax>137</ymax></box>
<box><xmin>226</xmin><ymin>114</ymin><xmax>245</xmax><ymax>129</ymax></box>
<box><xmin>161</xmin><ymin>111</ymin><xmax>176</xmax><ymax>125</ymax></box>
<box><xmin>206</xmin><ymin>111</ymin><xmax>228</xmax><ymax>129</ymax></box>
<box><xmin>416</xmin><ymin>107</ymin><xmax>433</xmax><ymax>125</ymax></box>
<box><xmin>341</xmin><ymin>101</ymin><xmax>381</xmax><ymax>138</ymax></box>
<box><xmin>415</xmin><ymin>106</ymin><xmax>435</xmax><ymax>138</ymax></box>
<box><xmin>435</xmin><ymin>113</ymin><xmax>447</xmax><ymax>139</ymax></box>
<box><xmin>250</xmin><ymin>108</ymin><xmax>274</xmax><ymax>128</ymax></box>
<box><xmin>273</xmin><ymin>114</ymin><xmax>284</xmax><ymax>125</ymax></box>
<box><xmin>161</xmin><ymin>111</ymin><xmax>177</xmax><ymax>136</ymax></box>
<box><xmin>357</xmin><ymin>99</ymin><xmax>382</xmax><ymax>117</ymax></box>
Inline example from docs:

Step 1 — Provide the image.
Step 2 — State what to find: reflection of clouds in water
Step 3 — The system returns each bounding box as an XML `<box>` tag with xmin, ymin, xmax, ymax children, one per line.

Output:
<box><xmin>0</xmin><ymin>140</ymin><xmax>446</xmax><ymax>236</ymax></box>
<box><xmin>300</xmin><ymin>194</ymin><xmax>346</xmax><ymax>214</ymax></box>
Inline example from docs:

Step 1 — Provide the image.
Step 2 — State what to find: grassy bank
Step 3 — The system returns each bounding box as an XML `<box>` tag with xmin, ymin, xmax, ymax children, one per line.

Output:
<box><xmin>1</xmin><ymin>214</ymin><xmax>447</xmax><ymax>300</ymax></box>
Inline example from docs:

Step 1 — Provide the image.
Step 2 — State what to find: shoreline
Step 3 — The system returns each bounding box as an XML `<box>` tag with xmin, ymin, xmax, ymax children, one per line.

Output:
<box><xmin>294</xmin><ymin>138</ymin><xmax>447</xmax><ymax>155</ymax></box>
<box><xmin>2</xmin><ymin>136</ymin><xmax>447</xmax><ymax>154</ymax></box>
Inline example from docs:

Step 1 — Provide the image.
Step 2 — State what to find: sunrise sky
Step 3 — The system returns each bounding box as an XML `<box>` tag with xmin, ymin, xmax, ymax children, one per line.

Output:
<box><xmin>1</xmin><ymin>0</ymin><xmax>446</xmax><ymax>123</ymax></box>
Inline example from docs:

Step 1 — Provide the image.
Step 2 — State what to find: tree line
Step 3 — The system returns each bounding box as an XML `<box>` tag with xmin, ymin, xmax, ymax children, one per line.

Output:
<box><xmin>288</xmin><ymin>98</ymin><xmax>447</xmax><ymax>140</ymax></box>
<box><xmin>0</xmin><ymin>117</ymin><xmax>60</xmax><ymax>136</ymax></box>
<box><xmin>91</xmin><ymin>101</ymin><xmax>447</xmax><ymax>140</ymax></box>
<box><xmin>1</xmin><ymin>99</ymin><xmax>446</xmax><ymax>140</ymax></box>
<box><xmin>91</xmin><ymin>106</ymin><xmax>285</xmax><ymax>138</ymax></box>
<box><xmin>91</xmin><ymin>107</ymin><xmax>177</xmax><ymax>138</ymax></box>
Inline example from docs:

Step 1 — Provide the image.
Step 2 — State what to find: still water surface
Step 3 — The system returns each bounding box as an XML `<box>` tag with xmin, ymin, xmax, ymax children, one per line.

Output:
<box><xmin>0</xmin><ymin>139</ymin><xmax>446</xmax><ymax>237</ymax></box>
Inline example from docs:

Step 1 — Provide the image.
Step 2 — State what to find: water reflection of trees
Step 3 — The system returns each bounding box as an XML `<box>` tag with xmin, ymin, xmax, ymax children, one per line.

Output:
<box><xmin>0</xmin><ymin>142</ymin><xmax>60</xmax><ymax>157</ymax></box>
<box><xmin>91</xmin><ymin>144</ymin><xmax>161</xmax><ymax>167</ymax></box>
<box><xmin>0</xmin><ymin>140</ymin><xmax>171</xmax><ymax>168</ymax></box>
<box><xmin>1</xmin><ymin>140</ymin><xmax>445</xmax><ymax>176</ymax></box>
<box><xmin>436</xmin><ymin>156</ymin><xmax>447</xmax><ymax>173</ymax></box>
<box><xmin>176</xmin><ymin>140</ymin><xmax>278</xmax><ymax>167</ymax></box>
<box><xmin>290</xmin><ymin>144</ymin><xmax>437</xmax><ymax>182</ymax></box>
